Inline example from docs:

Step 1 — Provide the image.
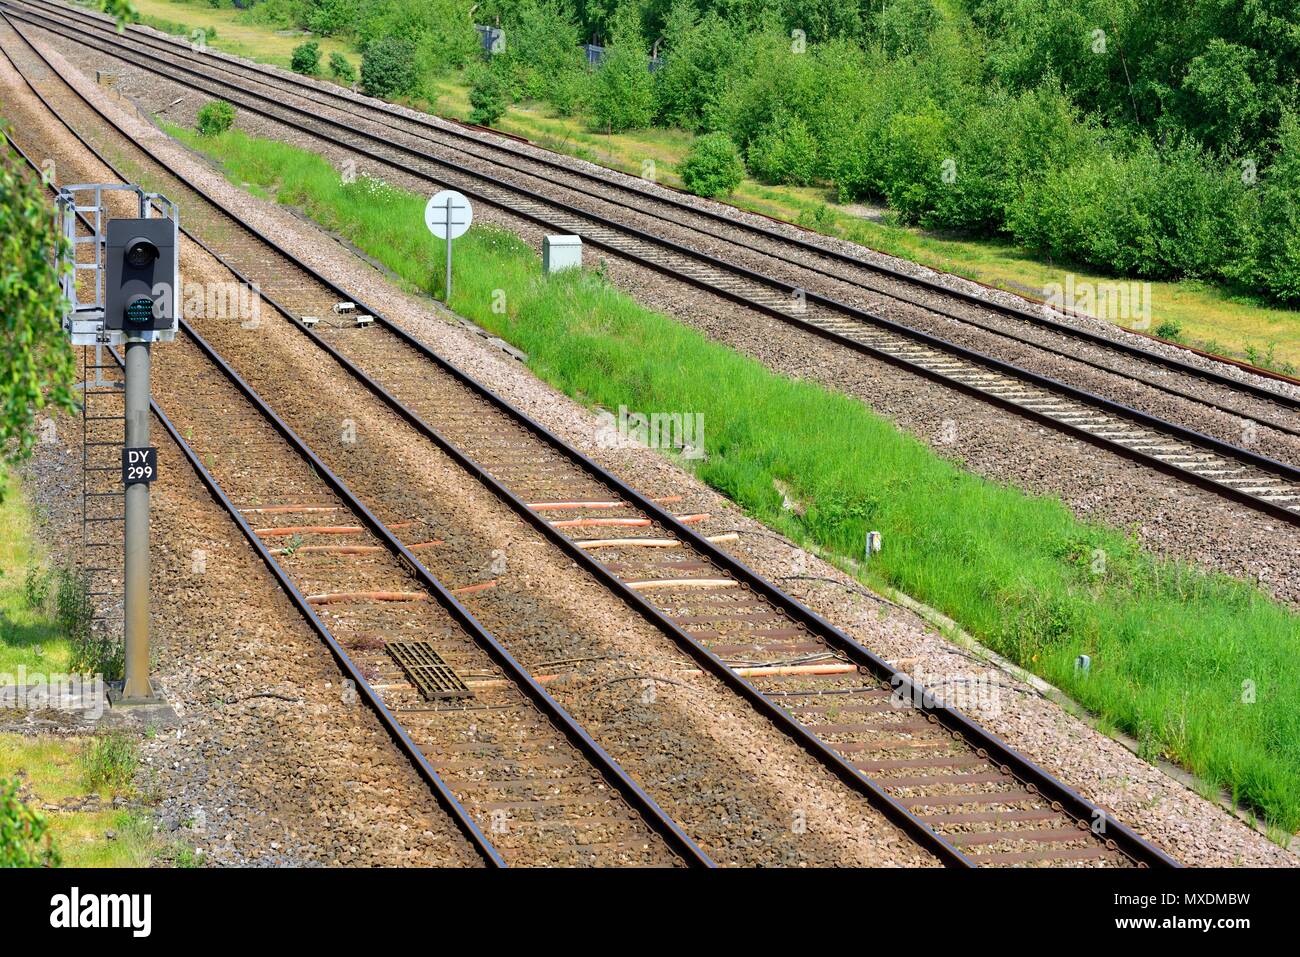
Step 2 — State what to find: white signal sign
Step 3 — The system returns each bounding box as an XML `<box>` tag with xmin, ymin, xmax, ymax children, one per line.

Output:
<box><xmin>424</xmin><ymin>190</ymin><xmax>473</xmax><ymax>240</ymax></box>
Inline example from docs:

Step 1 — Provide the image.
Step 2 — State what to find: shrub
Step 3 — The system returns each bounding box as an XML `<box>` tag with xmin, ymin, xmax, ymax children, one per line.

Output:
<box><xmin>468</xmin><ymin>65</ymin><xmax>509</xmax><ymax>126</ymax></box>
<box><xmin>1010</xmin><ymin>137</ymin><xmax>1254</xmax><ymax>281</ymax></box>
<box><xmin>548</xmin><ymin>68</ymin><xmax>593</xmax><ymax>117</ymax></box>
<box><xmin>305</xmin><ymin>0</ymin><xmax>355</xmax><ymax>35</ymax></box>
<box><xmin>923</xmin><ymin>86</ymin><xmax>1097</xmax><ymax>234</ymax></box>
<box><xmin>195</xmin><ymin>99</ymin><xmax>235</xmax><ymax>136</ymax></box>
<box><xmin>328</xmin><ymin>51</ymin><xmax>355</xmax><ymax>85</ymax></box>
<box><xmin>495</xmin><ymin>0</ymin><xmax>585</xmax><ymax>104</ymax></box>
<box><xmin>875</xmin><ymin>0</ymin><xmax>942</xmax><ymax>58</ymax></box>
<box><xmin>0</xmin><ymin>778</ymin><xmax>58</xmax><ymax>867</ymax></box>
<box><xmin>879</xmin><ymin>106</ymin><xmax>952</xmax><ymax>224</ymax></box>
<box><xmin>747</xmin><ymin>111</ymin><xmax>818</xmax><ymax>186</ymax></box>
<box><xmin>355</xmin><ymin>0</ymin><xmax>478</xmax><ymax>76</ymax></box>
<box><xmin>290</xmin><ymin>40</ymin><xmax>321</xmax><ymax>76</ymax></box>
<box><xmin>825</xmin><ymin>57</ymin><xmax>933</xmax><ymax>202</ymax></box>
<box><xmin>361</xmin><ymin>36</ymin><xmax>418</xmax><ymax>99</ymax></box>
<box><xmin>1155</xmin><ymin>320</ymin><xmax>1184</xmax><ymax>341</ymax></box>
<box><xmin>679</xmin><ymin>132</ymin><xmax>745</xmax><ymax>198</ymax></box>
<box><xmin>655</xmin><ymin>6</ymin><xmax>736</xmax><ymax>131</ymax></box>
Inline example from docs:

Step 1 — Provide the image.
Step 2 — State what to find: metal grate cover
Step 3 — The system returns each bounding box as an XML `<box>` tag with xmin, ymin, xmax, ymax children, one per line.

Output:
<box><xmin>387</xmin><ymin>641</ymin><xmax>473</xmax><ymax>701</ymax></box>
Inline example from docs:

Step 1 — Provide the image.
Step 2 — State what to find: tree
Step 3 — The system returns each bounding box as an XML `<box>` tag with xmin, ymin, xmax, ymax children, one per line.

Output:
<box><xmin>0</xmin><ymin>134</ymin><xmax>76</xmax><ymax>499</ymax></box>
<box><xmin>468</xmin><ymin>65</ymin><xmax>510</xmax><ymax>126</ymax></box>
<box><xmin>589</xmin><ymin>4</ymin><xmax>655</xmax><ymax>132</ymax></box>
<box><xmin>361</xmin><ymin>36</ymin><xmax>419</xmax><ymax>99</ymax></box>
<box><xmin>291</xmin><ymin>40</ymin><xmax>322</xmax><ymax>76</ymax></box>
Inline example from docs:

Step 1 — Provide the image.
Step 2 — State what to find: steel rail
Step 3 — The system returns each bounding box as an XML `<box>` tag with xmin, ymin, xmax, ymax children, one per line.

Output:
<box><xmin>6</xmin><ymin>3</ymin><xmax>1299</xmax><ymax>527</ymax></box>
<box><xmin>2</xmin><ymin>23</ymin><xmax>1178</xmax><ymax>868</ymax></box>
<box><xmin>174</xmin><ymin>316</ymin><xmax>716</xmax><ymax>869</ymax></box>
<box><xmin>2</xmin><ymin>69</ymin><xmax>713</xmax><ymax>870</ymax></box>
<box><xmin>18</xmin><ymin>0</ymin><xmax>1300</xmax><ymax>411</ymax></box>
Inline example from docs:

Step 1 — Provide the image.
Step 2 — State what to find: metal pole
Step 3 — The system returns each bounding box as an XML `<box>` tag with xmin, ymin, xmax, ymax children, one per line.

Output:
<box><xmin>444</xmin><ymin>195</ymin><xmax>453</xmax><ymax>303</ymax></box>
<box><xmin>121</xmin><ymin>335</ymin><xmax>153</xmax><ymax>701</ymax></box>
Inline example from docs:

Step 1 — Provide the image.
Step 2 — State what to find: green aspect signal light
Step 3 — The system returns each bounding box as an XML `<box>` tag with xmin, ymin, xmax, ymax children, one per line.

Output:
<box><xmin>125</xmin><ymin>295</ymin><xmax>155</xmax><ymax>325</ymax></box>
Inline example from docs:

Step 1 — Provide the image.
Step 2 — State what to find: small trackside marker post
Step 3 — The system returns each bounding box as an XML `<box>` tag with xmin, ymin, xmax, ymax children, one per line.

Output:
<box><xmin>424</xmin><ymin>189</ymin><xmax>472</xmax><ymax>303</ymax></box>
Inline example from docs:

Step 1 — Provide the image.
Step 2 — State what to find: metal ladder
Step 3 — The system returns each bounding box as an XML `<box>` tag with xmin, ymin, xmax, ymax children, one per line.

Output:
<box><xmin>80</xmin><ymin>343</ymin><xmax>125</xmax><ymax>646</ymax></box>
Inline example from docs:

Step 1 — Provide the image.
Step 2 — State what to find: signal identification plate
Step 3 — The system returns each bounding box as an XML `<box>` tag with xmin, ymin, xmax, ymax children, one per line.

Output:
<box><xmin>122</xmin><ymin>447</ymin><xmax>158</xmax><ymax>485</ymax></box>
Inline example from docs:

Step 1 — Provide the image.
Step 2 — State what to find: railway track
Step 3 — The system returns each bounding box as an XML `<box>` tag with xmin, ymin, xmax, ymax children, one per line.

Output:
<box><xmin>7</xmin><ymin>0</ymin><xmax>1300</xmax><ymax>527</ymax></box>
<box><xmin>6</xmin><ymin>128</ymin><xmax>709</xmax><ymax>869</ymax></box>
<box><xmin>0</xmin><ymin>18</ymin><xmax>1179</xmax><ymax>867</ymax></box>
<box><xmin>16</xmin><ymin>0</ymin><xmax>1300</xmax><ymax>420</ymax></box>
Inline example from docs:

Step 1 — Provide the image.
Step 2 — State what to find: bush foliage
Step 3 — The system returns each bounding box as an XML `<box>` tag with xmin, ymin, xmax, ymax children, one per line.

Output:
<box><xmin>0</xmin><ymin>778</ymin><xmax>59</xmax><ymax>867</ymax></box>
<box><xmin>0</xmin><ymin>133</ymin><xmax>76</xmax><ymax>498</ymax></box>
<box><xmin>678</xmin><ymin>132</ymin><xmax>745</xmax><ymax>198</ymax></box>
<box><xmin>328</xmin><ymin>51</ymin><xmax>355</xmax><ymax>84</ymax></box>
<box><xmin>290</xmin><ymin>40</ymin><xmax>321</xmax><ymax>75</ymax></box>
<box><xmin>361</xmin><ymin>36</ymin><xmax>418</xmax><ymax>99</ymax></box>
<box><xmin>195</xmin><ymin>99</ymin><xmax>235</xmax><ymax>135</ymax></box>
<box><xmin>468</xmin><ymin>65</ymin><xmax>509</xmax><ymax>126</ymax></box>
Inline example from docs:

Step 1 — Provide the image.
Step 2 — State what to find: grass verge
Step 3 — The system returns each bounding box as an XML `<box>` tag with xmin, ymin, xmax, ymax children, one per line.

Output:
<box><xmin>124</xmin><ymin>0</ymin><xmax>1300</xmax><ymax>371</ymax></box>
<box><xmin>1</xmin><ymin>473</ymin><xmax>155</xmax><ymax>867</ymax></box>
<box><xmin>0</xmin><ymin>466</ymin><xmax>70</xmax><ymax>676</ymax></box>
<box><xmin>0</xmin><ymin>734</ymin><xmax>159</xmax><ymax>866</ymax></box>
<box><xmin>170</xmin><ymin>122</ymin><xmax>1300</xmax><ymax>837</ymax></box>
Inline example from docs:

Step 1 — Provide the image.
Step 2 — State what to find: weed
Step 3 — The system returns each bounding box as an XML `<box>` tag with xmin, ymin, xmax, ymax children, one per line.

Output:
<box><xmin>1154</xmin><ymin>319</ymin><xmax>1183</xmax><ymax>341</ymax></box>
<box><xmin>80</xmin><ymin>733</ymin><xmax>139</xmax><ymax>795</ymax></box>
<box><xmin>22</xmin><ymin>563</ymin><xmax>51</xmax><ymax>611</ymax></box>
<box><xmin>55</xmin><ymin>567</ymin><xmax>122</xmax><ymax>680</ymax></box>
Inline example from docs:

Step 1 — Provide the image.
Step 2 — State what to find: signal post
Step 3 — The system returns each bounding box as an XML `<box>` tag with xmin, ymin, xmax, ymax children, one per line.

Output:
<box><xmin>58</xmin><ymin>184</ymin><xmax>178</xmax><ymax>705</ymax></box>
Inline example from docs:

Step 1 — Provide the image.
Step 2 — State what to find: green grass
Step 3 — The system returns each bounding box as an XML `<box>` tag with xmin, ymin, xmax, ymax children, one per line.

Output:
<box><xmin>0</xmin><ymin>466</ymin><xmax>70</xmax><ymax>676</ymax></box>
<box><xmin>0</xmin><ymin>472</ymin><xmax>156</xmax><ymax>867</ymax></box>
<box><xmin>168</xmin><ymin>123</ymin><xmax>1300</xmax><ymax>837</ymax></box>
<box><xmin>121</xmin><ymin>0</ymin><xmax>358</xmax><ymax>73</ymax></box>
<box><xmin>0</xmin><ymin>735</ymin><xmax>160</xmax><ymax>867</ymax></box>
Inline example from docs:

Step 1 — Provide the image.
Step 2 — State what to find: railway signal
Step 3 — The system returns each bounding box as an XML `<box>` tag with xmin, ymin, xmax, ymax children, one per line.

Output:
<box><xmin>105</xmin><ymin>218</ymin><xmax>176</xmax><ymax>333</ymax></box>
<box><xmin>57</xmin><ymin>183</ymin><xmax>179</xmax><ymax>705</ymax></box>
<box><xmin>424</xmin><ymin>189</ymin><xmax>472</xmax><ymax>302</ymax></box>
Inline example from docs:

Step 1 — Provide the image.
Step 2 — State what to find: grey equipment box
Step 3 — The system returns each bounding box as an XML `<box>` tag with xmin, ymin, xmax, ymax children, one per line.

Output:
<box><xmin>542</xmin><ymin>234</ymin><xmax>583</xmax><ymax>274</ymax></box>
